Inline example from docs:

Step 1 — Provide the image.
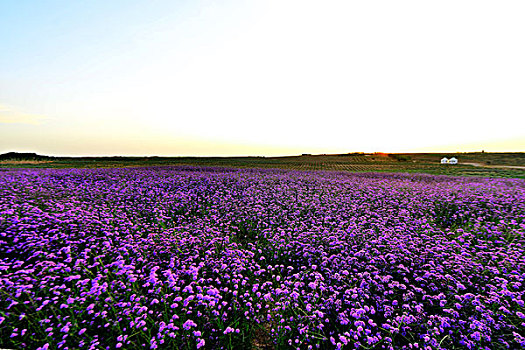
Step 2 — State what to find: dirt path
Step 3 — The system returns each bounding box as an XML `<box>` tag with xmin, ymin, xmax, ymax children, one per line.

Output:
<box><xmin>462</xmin><ymin>162</ymin><xmax>525</xmax><ymax>170</ymax></box>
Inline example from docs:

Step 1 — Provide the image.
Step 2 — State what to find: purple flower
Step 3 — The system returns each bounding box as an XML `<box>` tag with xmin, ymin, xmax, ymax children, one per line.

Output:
<box><xmin>471</xmin><ymin>331</ymin><xmax>481</xmax><ymax>341</ymax></box>
<box><xmin>183</xmin><ymin>320</ymin><xmax>197</xmax><ymax>330</ymax></box>
<box><xmin>1</xmin><ymin>167</ymin><xmax>525</xmax><ymax>349</ymax></box>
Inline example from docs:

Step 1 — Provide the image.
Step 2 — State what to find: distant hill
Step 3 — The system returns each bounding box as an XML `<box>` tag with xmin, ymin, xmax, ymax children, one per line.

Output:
<box><xmin>0</xmin><ymin>152</ymin><xmax>51</xmax><ymax>160</ymax></box>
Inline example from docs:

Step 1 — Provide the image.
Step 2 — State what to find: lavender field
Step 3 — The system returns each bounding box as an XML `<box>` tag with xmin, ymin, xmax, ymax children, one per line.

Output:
<box><xmin>0</xmin><ymin>167</ymin><xmax>524</xmax><ymax>350</ymax></box>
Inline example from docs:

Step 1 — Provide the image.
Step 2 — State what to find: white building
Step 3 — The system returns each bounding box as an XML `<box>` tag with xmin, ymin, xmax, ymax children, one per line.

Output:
<box><xmin>441</xmin><ymin>157</ymin><xmax>449</xmax><ymax>164</ymax></box>
<box><xmin>449</xmin><ymin>157</ymin><xmax>458</xmax><ymax>164</ymax></box>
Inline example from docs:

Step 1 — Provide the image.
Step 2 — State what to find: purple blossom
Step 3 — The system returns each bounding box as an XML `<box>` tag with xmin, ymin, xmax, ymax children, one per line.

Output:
<box><xmin>223</xmin><ymin>327</ymin><xmax>235</xmax><ymax>334</ymax></box>
<box><xmin>182</xmin><ymin>320</ymin><xmax>197</xmax><ymax>330</ymax></box>
<box><xmin>0</xmin><ymin>167</ymin><xmax>524</xmax><ymax>349</ymax></box>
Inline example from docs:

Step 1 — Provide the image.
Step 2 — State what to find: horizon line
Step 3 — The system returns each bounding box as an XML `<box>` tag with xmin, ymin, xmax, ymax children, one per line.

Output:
<box><xmin>2</xmin><ymin>150</ymin><xmax>525</xmax><ymax>159</ymax></box>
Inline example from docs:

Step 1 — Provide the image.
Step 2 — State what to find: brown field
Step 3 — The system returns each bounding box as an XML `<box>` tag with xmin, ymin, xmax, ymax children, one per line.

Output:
<box><xmin>0</xmin><ymin>160</ymin><xmax>54</xmax><ymax>165</ymax></box>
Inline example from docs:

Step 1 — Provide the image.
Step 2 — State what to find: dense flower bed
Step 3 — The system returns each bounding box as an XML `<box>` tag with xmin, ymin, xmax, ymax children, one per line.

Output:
<box><xmin>0</xmin><ymin>167</ymin><xmax>524</xmax><ymax>349</ymax></box>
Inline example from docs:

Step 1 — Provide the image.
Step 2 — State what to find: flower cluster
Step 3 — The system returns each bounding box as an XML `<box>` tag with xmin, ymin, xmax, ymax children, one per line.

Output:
<box><xmin>0</xmin><ymin>167</ymin><xmax>524</xmax><ymax>349</ymax></box>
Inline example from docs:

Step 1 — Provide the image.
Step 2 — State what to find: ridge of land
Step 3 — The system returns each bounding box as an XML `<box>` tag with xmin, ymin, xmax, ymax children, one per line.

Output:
<box><xmin>1</xmin><ymin>151</ymin><xmax>525</xmax><ymax>178</ymax></box>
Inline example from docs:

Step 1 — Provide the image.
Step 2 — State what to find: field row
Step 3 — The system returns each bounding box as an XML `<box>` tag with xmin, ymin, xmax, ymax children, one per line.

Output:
<box><xmin>2</xmin><ymin>157</ymin><xmax>524</xmax><ymax>179</ymax></box>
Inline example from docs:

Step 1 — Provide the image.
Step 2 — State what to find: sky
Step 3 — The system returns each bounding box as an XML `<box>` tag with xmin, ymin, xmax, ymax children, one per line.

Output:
<box><xmin>1</xmin><ymin>0</ymin><xmax>524</xmax><ymax>156</ymax></box>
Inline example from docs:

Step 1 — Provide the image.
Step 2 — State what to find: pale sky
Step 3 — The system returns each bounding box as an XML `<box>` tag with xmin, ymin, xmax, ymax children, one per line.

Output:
<box><xmin>1</xmin><ymin>0</ymin><xmax>524</xmax><ymax>156</ymax></box>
